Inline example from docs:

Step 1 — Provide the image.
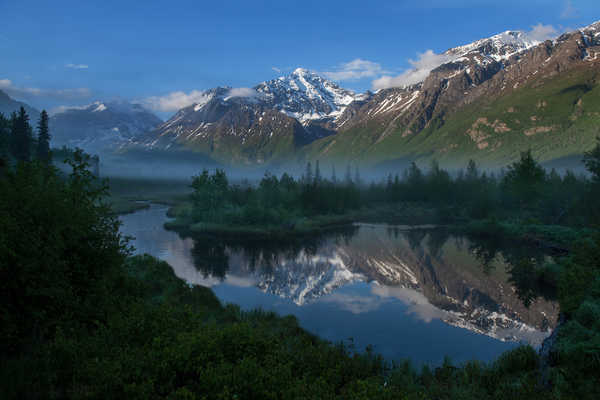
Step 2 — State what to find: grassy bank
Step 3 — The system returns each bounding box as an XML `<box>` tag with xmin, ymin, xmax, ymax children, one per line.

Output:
<box><xmin>165</xmin><ymin>201</ymin><xmax>443</xmax><ymax>238</ymax></box>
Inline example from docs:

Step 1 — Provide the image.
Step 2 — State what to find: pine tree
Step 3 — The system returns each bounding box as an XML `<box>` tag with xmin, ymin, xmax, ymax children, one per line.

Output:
<box><xmin>0</xmin><ymin>112</ymin><xmax>9</xmax><ymax>160</ymax></box>
<box><xmin>36</xmin><ymin>110</ymin><xmax>51</xmax><ymax>163</ymax></box>
<box><xmin>345</xmin><ymin>164</ymin><xmax>352</xmax><ymax>184</ymax></box>
<box><xmin>465</xmin><ymin>159</ymin><xmax>479</xmax><ymax>182</ymax></box>
<box><xmin>314</xmin><ymin>160</ymin><xmax>321</xmax><ymax>185</ymax></box>
<box><xmin>354</xmin><ymin>165</ymin><xmax>361</xmax><ymax>186</ymax></box>
<box><xmin>331</xmin><ymin>165</ymin><xmax>337</xmax><ymax>184</ymax></box>
<box><xmin>583</xmin><ymin>137</ymin><xmax>600</xmax><ymax>184</ymax></box>
<box><xmin>304</xmin><ymin>161</ymin><xmax>313</xmax><ymax>185</ymax></box>
<box><xmin>11</xmin><ymin>107</ymin><xmax>33</xmax><ymax>162</ymax></box>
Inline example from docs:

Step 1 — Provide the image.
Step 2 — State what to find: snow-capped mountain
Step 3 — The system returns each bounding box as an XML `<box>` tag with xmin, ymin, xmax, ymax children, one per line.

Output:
<box><xmin>315</xmin><ymin>20</ymin><xmax>600</xmax><ymax>166</ymax></box>
<box><xmin>50</xmin><ymin>101</ymin><xmax>162</xmax><ymax>154</ymax></box>
<box><xmin>446</xmin><ymin>30</ymin><xmax>541</xmax><ymax>62</ymax></box>
<box><xmin>256</xmin><ymin>68</ymin><xmax>361</xmax><ymax>122</ymax></box>
<box><xmin>131</xmin><ymin>21</ymin><xmax>600</xmax><ymax>168</ymax></box>
<box><xmin>137</xmin><ymin>69</ymin><xmax>364</xmax><ymax>164</ymax></box>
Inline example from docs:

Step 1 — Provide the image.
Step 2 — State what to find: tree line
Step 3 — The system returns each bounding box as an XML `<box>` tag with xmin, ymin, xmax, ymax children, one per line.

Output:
<box><xmin>0</xmin><ymin>107</ymin><xmax>51</xmax><ymax>167</ymax></box>
<box><xmin>186</xmin><ymin>143</ymin><xmax>600</xmax><ymax>229</ymax></box>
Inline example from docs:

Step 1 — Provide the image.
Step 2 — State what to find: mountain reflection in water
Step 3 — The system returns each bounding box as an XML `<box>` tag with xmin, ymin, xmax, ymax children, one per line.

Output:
<box><xmin>120</xmin><ymin>204</ymin><xmax>559</xmax><ymax>364</ymax></box>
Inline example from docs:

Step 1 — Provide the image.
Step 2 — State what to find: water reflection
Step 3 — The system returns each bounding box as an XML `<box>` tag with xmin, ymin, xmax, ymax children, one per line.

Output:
<box><xmin>120</xmin><ymin>204</ymin><xmax>559</xmax><ymax>364</ymax></box>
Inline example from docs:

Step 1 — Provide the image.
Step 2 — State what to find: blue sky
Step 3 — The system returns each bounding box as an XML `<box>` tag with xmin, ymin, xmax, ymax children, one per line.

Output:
<box><xmin>0</xmin><ymin>0</ymin><xmax>597</xmax><ymax>118</ymax></box>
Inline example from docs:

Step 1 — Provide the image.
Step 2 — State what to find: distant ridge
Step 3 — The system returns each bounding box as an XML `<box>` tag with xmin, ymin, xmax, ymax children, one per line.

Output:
<box><xmin>119</xmin><ymin>21</ymin><xmax>600</xmax><ymax>168</ymax></box>
<box><xmin>0</xmin><ymin>90</ymin><xmax>40</xmax><ymax>121</ymax></box>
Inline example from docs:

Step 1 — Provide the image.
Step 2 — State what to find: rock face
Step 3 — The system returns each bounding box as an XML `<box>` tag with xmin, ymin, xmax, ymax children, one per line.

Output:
<box><xmin>135</xmin><ymin>21</ymin><xmax>600</xmax><ymax>167</ymax></box>
<box><xmin>50</xmin><ymin>101</ymin><xmax>162</xmax><ymax>154</ymax></box>
<box><xmin>0</xmin><ymin>90</ymin><xmax>40</xmax><ymax>121</ymax></box>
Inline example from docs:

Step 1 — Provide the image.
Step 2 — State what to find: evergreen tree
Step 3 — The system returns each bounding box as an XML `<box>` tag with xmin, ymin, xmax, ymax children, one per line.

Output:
<box><xmin>304</xmin><ymin>161</ymin><xmax>313</xmax><ymax>185</ymax></box>
<box><xmin>583</xmin><ymin>137</ymin><xmax>600</xmax><ymax>184</ymax></box>
<box><xmin>354</xmin><ymin>165</ymin><xmax>361</xmax><ymax>186</ymax></box>
<box><xmin>0</xmin><ymin>113</ymin><xmax>9</xmax><ymax>160</ymax></box>
<box><xmin>465</xmin><ymin>159</ymin><xmax>479</xmax><ymax>182</ymax></box>
<box><xmin>314</xmin><ymin>160</ymin><xmax>321</xmax><ymax>185</ymax></box>
<box><xmin>36</xmin><ymin>110</ymin><xmax>51</xmax><ymax>163</ymax></box>
<box><xmin>331</xmin><ymin>165</ymin><xmax>337</xmax><ymax>184</ymax></box>
<box><xmin>345</xmin><ymin>164</ymin><xmax>352</xmax><ymax>184</ymax></box>
<box><xmin>502</xmin><ymin>150</ymin><xmax>546</xmax><ymax>209</ymax></box>
<box><xmin>11</xmin><ymin>107</ymin><xmax>33</xmax><ymax>162</ymax></box>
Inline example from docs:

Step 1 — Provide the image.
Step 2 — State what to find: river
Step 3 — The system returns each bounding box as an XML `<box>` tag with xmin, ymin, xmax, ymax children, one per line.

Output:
<box><xmin>120</xmin><ymin>203</ymin><xmax>559</xmax><ymax>365</ymax></box>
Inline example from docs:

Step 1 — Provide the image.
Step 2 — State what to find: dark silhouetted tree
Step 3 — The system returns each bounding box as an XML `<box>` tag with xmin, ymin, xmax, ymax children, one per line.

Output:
<box><xmin>11</xmin><ymin>107</ymin><xmax>33</xmax><ymax>162</ymax></box>
<box><xmin>314</xmin><ymin>160</ymin><xmax>321</xmax><ymax>185</ymax></box>
<box><xmin>583</xmin><ymin>137</ymin><xmax>600</xmax><ymax>184</ymax></box>
<box><xmin>502</xmin><ymin>150</ymin><xmax>546</xmax><ymax>210</ymax></box>
<box><xmin>36</xmin><ymin>110</ymin><xmax>51</xmax><ymax>163</ymax></box>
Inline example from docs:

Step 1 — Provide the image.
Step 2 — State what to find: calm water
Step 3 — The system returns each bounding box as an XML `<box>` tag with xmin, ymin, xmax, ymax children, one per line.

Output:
<box><xmin>120</xmin><ymin>204</ymin><xmax>558</xmax><ymax>366</ymax></box>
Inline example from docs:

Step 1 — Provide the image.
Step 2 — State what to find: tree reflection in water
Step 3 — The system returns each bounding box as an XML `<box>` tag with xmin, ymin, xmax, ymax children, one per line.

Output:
<box><xmin>186</xmin><ymin>223</ymin><xmax>558</xmax><ymax>311</ymax></box>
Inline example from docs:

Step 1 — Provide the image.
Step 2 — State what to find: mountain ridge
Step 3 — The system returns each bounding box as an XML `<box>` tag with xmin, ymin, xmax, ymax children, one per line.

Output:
<box><xmin>50</xmin><ymin>101</ymin><xmax>162</xmax><ymax>154</ymax></box>
<box><xmin>74</xmin><ymin>20</ymin><xmax>600</xmax><ymax>168</ymax></box>
<box><xmin>0</xmin><ymin>90</ymin><xmax>41</xmax><ymax>122</ymax></box>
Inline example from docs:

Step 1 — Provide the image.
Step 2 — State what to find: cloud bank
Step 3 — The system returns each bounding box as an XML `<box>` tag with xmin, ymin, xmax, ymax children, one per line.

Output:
<box><xmin>372</xmin><ymin>50</ymin><xmax>454</xmax><ymax>90</ymax></box>
<box><xmin>527</xmin><ymin>23</ymin><xmax>558</xmax><ymax>42</ymax></box>
<box><xmin>323</xmin><ymin>58</ymin><xmax>387</xmax><ymax>81</ymax></box>
<box><xmin>226</xmin><ymin>87</ymin><xmax>258</xmax><ymax>99</ymax></box>
<box><xmin>65</xmin><ymin>63</ymin><xmax>89</xmax><ymax>69</ymax></box>
<box><xmin>141</xmin><ymin>90</ymin><xmax>212</xmax><ymax>112</ymax></box>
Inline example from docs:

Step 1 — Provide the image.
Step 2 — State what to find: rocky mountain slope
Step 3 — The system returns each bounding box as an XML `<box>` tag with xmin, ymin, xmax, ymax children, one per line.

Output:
<box><xmin>308</xmin><ymin>21</ymin><xmax>600</xmax><ymax>169</ymax></box>
<box><xmin>0</xmin><ymin>90</ymin><xmax>40</xmax><ymax>121</ymax></box>
<box><xmin>50</xmin><ymin>101</ymin><xmax>162</xmax><ymax>154</ymax></box>
<box><xmin>137</xmin><ymin>69</ymin><xmax>364</xmax><ymax>165</ymax></box>
<box><xmin>134</xmin><ymin>21</ymin><xmax>600</xmax><ymax>169</ymax></box>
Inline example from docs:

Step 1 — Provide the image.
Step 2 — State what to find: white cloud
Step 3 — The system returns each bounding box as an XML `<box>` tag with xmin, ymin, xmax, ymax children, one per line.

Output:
<box><xmin>141</xmin><ymin>90</ymin><xmax>211</xmax><ymax>112</ymax></box>
<box><xmin>526</xmin><ymin>23</ymin><xmax>558</xmax><ymax>42</ymax></box>
<box><xmin>226</xmin><ymin>87</ymin><xmax>258</xmax><ymax>98</ymax></box>
<box><xmin>271</xmin><ymin>66</ymin><xmax>281</xmax><ymax>73</ymax></box>
<box><xmin>319</xmin><ymin>292</ymin><xmax>383</xmax><ymax>314</ymax></box>
<box><xmin>371</xmin><ymin>285</ymin><xmax>446</xmax><ymax>323</ymax></box>
<box><xmin>0</xmin><ymin>78</ymin><xmax>91</xmax><ymax>100</ymax></box>
<box><xmin>372</xmin><ymin>50</ymin><xmax>454</xmax><ymax>90</ymax></box>
<box><xmin>49</xmin><ymin>104</ymin><xmax>91</xmax><ymax>115</ymax></box>
<box><xmin>65</xmin><ymin>63</ymin><xmax>89</xmax><ymax>69</ymax></box>
<box><xmin>560</xmin><ymin>0</ymin><xmax>578</xmax><ymax>19</ymax></box>
<box><xmin>323</xmin><ymin>58</ymin><xmax>387</xmax><ymax>81</ymax></box>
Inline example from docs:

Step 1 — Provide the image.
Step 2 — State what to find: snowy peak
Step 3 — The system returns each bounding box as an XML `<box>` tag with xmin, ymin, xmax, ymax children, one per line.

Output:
<box><xmin>180</xmin><ymin>69</ymin><xmax>362</xmax><ymax>124</ymax></box>
<box><xmin>447</xmin><ymin>30</ymin><xmax>540</xmax><ymax>61</ymax></box>
<box><xmin>255</xmin><ymin>68</ymin><xmax>360</xmax><ymax>122</ymax></box>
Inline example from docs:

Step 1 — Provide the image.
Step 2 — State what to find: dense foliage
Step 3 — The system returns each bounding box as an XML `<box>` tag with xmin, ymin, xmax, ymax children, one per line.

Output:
<box><xmin>178</xmin><ymin>147</ymin><xmax>600</xmax><ymax>234</ymax></box>
<box><xmin>1</xmin><ymin>130</ymin><xmax>600</xmax><ymax>397</ymax></box>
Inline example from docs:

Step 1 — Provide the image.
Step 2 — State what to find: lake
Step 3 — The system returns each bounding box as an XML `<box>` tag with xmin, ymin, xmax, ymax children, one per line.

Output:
<box><xmin>120</xmin><ymin>203</ymin><xmax>559</xmax><ymax>366</ymax></box>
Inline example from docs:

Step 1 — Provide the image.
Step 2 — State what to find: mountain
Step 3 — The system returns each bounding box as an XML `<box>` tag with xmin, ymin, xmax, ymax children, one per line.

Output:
<box><xmin>137</xmin><ymin>69</ymin><xmax>364</xmax><ymax>165</ymax></box>
<box><xmin>307</xmin><ymin>21</ymin><xmax>600</xmax><ymax>169</ymax></box>
<box><xmin>0</xmin><ymin>90</ymin><xmax>40</xmax><ymax>121</ymax></box>
<box><xmin>50</xmin><ymin>101</ymin><xmax>162</xmax><ymax>154</ymax></box>
<box><xmin>135</xmin><ymin>21</ymin><xmax>600</xmax><ymax>169</ymax></box>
